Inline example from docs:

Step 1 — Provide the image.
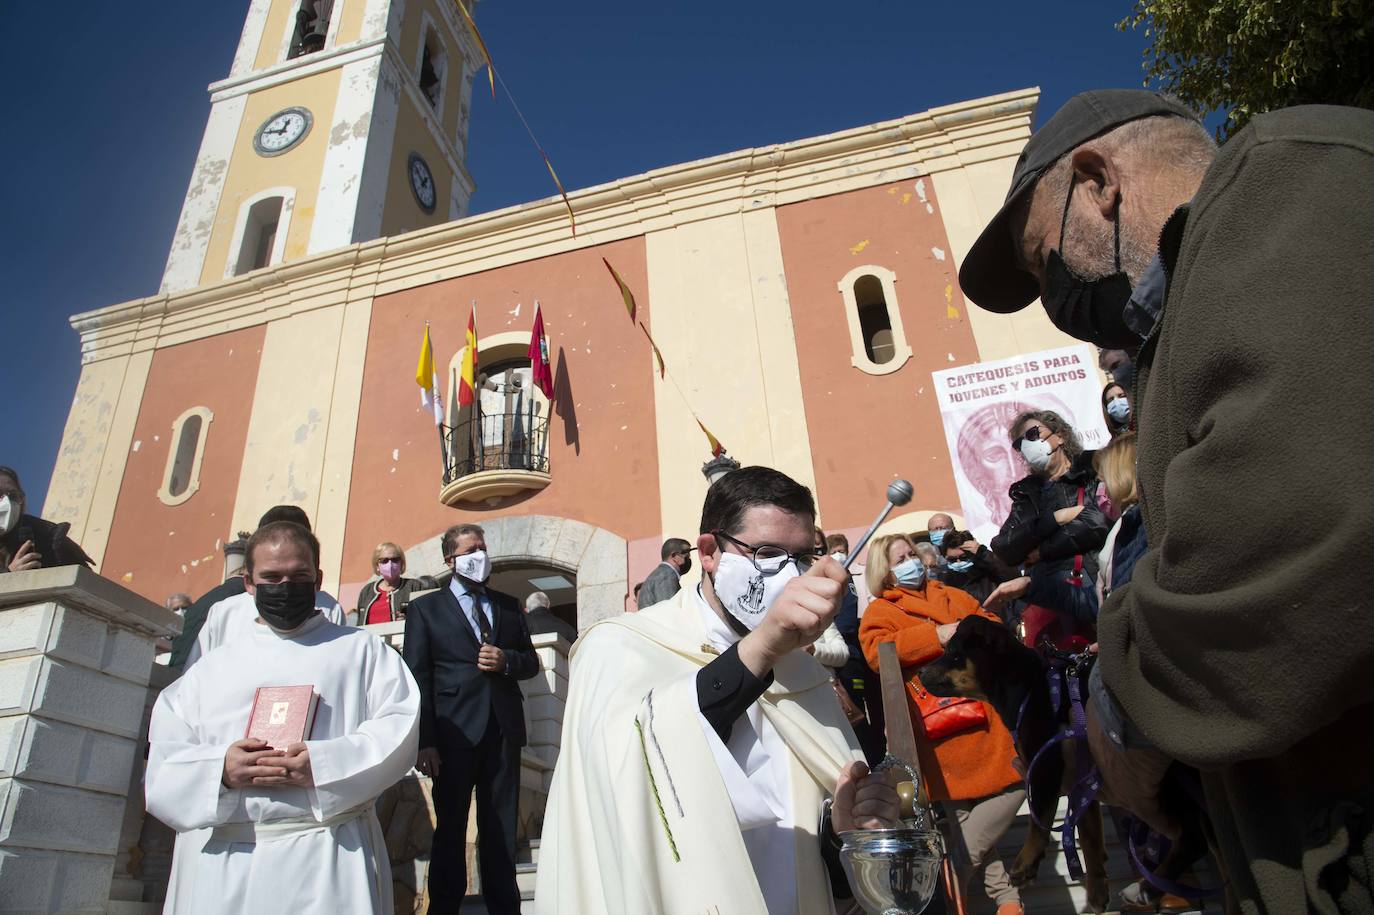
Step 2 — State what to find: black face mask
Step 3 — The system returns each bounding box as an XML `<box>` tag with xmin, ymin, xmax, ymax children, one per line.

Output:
<box><xmin>680</xmin><ymin>557</ymin><xmax>692</xmax><ymax>575</ymax></box>
<box><xmin>254</xmin><ymin>580</ymin><xmax>317</xmax><ymax>631</ymax></box>
<box><xmin>1041</xmin><ymin>177</ymin><xmax>1140</xmax><ymax>349</ymax></box>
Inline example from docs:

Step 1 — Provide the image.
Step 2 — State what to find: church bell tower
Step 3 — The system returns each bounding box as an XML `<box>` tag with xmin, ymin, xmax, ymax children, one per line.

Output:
<box><xmin>161</xmin><ymin>0</ymin><xmax>480</xmax><ymax>293</ymax></box>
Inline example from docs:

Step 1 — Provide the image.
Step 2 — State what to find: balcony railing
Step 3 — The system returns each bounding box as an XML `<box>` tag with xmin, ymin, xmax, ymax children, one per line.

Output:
<box><xmin>439</xmin><ymin>409</ymin><xmax>551</xmax><ymax>504</ymax></box>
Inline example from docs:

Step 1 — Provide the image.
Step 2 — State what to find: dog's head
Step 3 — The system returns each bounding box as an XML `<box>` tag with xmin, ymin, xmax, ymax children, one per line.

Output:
<box><xmin>917</xmin><ymin>615</ymin><xmax>1038</xmax><ymax>703</ymax></box>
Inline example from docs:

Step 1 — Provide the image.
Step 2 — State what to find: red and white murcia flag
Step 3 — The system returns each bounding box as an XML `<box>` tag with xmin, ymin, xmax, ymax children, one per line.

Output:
<box><xmin>529</xmin><ymin>303</ymin><xmax>554</xmax><ymax>399</ymax></box>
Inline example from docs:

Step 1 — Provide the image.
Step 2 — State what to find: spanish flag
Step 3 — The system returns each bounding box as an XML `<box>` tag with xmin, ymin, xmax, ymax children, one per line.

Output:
<box><xmin>458</xmin><ymin>307</ymin><xmax>479</xmax><ymax>407</ymax></box>
<box><xmin>415</xmin><ymin>325</ymin><xmax>443</xmax><ymax>425</ymax></box>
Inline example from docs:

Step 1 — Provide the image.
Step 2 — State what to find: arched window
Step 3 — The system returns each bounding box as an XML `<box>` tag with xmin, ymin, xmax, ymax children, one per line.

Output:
<box><xmin>158</xmin><ymin>407</ymin><xmax>214</xmax><ymax>506</ymax></box>
<box><xmin>288</xmin><ymin>0</ymin><xmax>334</xmax><ymax>59</ymax></box>
<box><xmin>444</xmin><ymin>331</ymin><xmax>552</xmax><ymax>481</ymax></box>
<box><xmin>416</xmin><ymin>16</ymin><xmax>449</xmax><ymax>114</ymax></box>
<box><xmin>837</xmin><ymin>265</ymin><xmax>912</xmax><ymax>375</ymax></box>
<box><xmin>227</xmin><ymin>188</ymin><xmax>295</xmax><ymax>278</ymax></box>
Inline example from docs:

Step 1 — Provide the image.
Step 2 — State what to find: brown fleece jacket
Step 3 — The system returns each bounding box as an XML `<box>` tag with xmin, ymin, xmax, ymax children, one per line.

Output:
<box><xmin>1097</xmin><ymin>104</ymin><xmax>1374</xmax><ymax>914</ymax></box>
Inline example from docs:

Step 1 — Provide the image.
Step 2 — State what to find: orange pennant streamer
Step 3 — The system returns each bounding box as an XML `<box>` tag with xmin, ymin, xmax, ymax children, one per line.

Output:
<box><xmin>638</xmin><ymin>322</ymin><xmax>665</xmax><ymax>378</ymax></box>
<box><xmin>542</xmin><ymin>152</ymin><xmax>576</xmax><ymax>237</ymax></box>
<box><xmin>604</xmin><ymin>258</ymin><xmax>637</xmax><ymax>322</ymax></box>
<box><xmin>697</xmin><ymin>418</ymin><xmax>726</xmax><ymax>458</ymax></box>
<box><xmin>454</xmin><ymin>1</ymin><xmax>496</xmax><ymax>99</ymax></box>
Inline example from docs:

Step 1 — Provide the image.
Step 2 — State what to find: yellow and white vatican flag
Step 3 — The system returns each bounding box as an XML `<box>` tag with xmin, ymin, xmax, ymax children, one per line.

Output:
<box><xmin>415</xmin><ymin>324</ymin><xmax>443</xmax><ymax>425</ymax></box>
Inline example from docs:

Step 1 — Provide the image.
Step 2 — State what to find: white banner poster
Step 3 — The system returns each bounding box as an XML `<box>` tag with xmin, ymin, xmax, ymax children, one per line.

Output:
<box><xmin>931</xmin><ymin>343</ymin><xmax>1111</xmax><ymax>547</ymax></box>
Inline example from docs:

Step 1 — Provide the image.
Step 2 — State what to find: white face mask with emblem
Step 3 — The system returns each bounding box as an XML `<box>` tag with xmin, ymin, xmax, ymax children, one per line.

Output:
<box><xmin>0</xmin><ymin>495</ymin><xmax>18</xmax><ymax>536</ymax></box>
<box><xmin>452</xmin><ymin>549</ymin><xmax>491</xmax><ymax>583</ymax></box>
<box><xmin>710</xmin><ymin>551</ymin><xmax>799</xmax><ymax>631</ymax></box>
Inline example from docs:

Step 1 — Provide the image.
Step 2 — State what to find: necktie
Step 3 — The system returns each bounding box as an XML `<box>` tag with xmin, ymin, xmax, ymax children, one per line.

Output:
<box><xmin>471</xmin><ymin>593</ymin><xmax>493</xmax><ymax>644</ymax></box>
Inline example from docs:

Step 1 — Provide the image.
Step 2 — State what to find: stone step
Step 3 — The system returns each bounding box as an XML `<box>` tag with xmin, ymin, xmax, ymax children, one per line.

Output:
<box><xmin>517</xmin><ymin>860</ymin><xmax>538</xmax><ymax>896</ymax></box>
<box><xmin>106</xmin><ymin>903</ymin><xmax>162</xmax><ymax>915</ymax></box>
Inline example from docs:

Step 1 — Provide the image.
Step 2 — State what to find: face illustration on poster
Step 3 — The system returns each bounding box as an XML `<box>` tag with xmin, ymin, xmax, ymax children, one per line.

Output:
<box><xmin>933</xmin><ymin>344</ymin><xmax>1111</xmax><ymax>545</ymax></box>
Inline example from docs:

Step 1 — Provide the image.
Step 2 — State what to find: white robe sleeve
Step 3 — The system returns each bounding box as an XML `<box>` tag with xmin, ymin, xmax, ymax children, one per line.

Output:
<box><xmin>183</xmin><ymin>602</ymin><xmax>228</xmax><ymax>671</ymax></box>
<box><xmin>810</xmin><ymin>624</ymin><xmax>849</xmax><ymax>669</ymax></box>
<box><xmin>316</xmin><ymin>590</ymin><xmax>346</xmax><ymax>626</ymax></box>
<box><xmin>305</xmin><ymin>638</ymin><xmax>420</xmax><ymax>819</ymax></box>
<box><xmin>145</xmin><ymin>674</ymin><xmax>241</xmax><ymax>832</ymax></box>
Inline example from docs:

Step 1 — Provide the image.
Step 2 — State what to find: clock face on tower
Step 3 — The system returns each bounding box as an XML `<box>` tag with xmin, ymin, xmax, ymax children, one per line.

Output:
<box><xmin>408</xmin><ymin>152</ymin><xmax>437</xmax><ymax>214</ymax></box>
<box><xmin>253</xmin><ymin>107</ymin><xmax>313</xmax><ymax>156</ymax></box>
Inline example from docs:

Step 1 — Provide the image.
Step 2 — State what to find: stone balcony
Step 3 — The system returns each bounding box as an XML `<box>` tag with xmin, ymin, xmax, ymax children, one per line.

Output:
<box><xmin>438</xmin><ymin>410</ymin><xmax>551</xmax><ymax>506</ymax></box>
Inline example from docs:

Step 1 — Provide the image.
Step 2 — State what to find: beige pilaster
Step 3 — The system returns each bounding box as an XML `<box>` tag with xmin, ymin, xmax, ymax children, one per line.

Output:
<box><xmin>41</xmin><ymin>352</ymin><xmax>153</xmax><ymax>570</ymax></box>
<box><xmin>646</xmin><ymin>209</ymin><xmax>818</xmax><ymax>541</ymax></box>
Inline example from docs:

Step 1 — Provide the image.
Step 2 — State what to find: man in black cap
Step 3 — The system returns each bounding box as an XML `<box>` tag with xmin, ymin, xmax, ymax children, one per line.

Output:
<box><xmin>960</xmin><ymin>90</ymin><xmax>1374</xmax><ymax>914</ymax></box>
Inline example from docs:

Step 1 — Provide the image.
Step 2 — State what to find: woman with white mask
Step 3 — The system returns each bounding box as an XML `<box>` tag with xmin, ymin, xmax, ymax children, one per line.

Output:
<box><xmin>0</xmin><ymin>465</ymin><xmax>92</xmax><ymax>574</ymax></box>
<box><xmin>989</xmin><ymin>410</ymin><xmax>1110</xmax><ymax>650</ymax></box>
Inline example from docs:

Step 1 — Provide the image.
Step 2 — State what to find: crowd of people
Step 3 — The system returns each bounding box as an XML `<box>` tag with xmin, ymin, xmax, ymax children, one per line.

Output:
<box><xmin>2</xmin><ymin>87</ymin><xmax>1369</xmax><ymax>915</ymax></box>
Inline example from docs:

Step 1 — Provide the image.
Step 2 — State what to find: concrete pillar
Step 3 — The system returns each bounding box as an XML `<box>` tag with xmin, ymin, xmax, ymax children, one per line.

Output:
<box><xmin>0</xmin><ymin>566</ymin><xmax>180</xmax><ymax>913</ymax></box>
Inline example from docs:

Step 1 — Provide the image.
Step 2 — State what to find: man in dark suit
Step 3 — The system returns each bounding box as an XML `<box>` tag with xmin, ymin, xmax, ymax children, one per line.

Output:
<box><xmin>403</xmin><ymin>522</ymin><xmax>539</xmax><ymax>914</ymax></box>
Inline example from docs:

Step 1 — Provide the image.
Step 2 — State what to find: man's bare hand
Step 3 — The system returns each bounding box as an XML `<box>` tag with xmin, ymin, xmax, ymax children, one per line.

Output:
<box><xmin>832</xmin><ymin>761</ymin><xmax>902</xmax><ymax>833</ymax></box>
<box><xmin>252</xmin><ymin>742</ymin><xmax>314</xmax><ymax>788</ymax></box>
<box><xmin>738</xmin><ymin>557</ymin><xmax>847</xmax><ymax>677</ymax></box>
<box><xmin>222</xmin><ymin>738</ymin><xmax>286</xmax><ymax>789</ymax></box>
<box><xmin>7</xmin><ymin>541</ymin><xmax>40</xmax><ymax>573</ymax></box>
<box><xmin>477</xmin><ymin>644</ymin><xmax>506</xmax><ymax>673</ymax></box>
<box><xmin>983</xmin><ymin>576</ymin><xmax>1031</xmax><ymax>615</ymax></box>
<box><xmin>1054</xmin><ymin>505</ymin><xmax>1084</xmax><ymax>525</ymax></box>
<box><xmin>416</xmin><ymin>746</ymin><xmax>442</xmax><ymax>779</ymax></box>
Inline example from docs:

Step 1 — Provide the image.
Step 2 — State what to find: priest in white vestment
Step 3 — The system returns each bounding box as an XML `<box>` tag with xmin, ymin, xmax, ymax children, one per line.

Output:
<box><xmin>537</xmin><ymin>466</ymin><xmax>900</xmax><ymax>915</ymax></box>
<box><xmin>147</xmin><ymin>521</ymin><xmax>419</xmax><ymax>914</ymax></box>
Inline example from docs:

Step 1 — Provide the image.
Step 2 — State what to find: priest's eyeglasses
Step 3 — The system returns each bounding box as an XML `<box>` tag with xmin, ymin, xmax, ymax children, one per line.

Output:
<box><xmin>711</xmin><ymin>530</ymin><xmax>816</xmax><ymax>576</ymax></box>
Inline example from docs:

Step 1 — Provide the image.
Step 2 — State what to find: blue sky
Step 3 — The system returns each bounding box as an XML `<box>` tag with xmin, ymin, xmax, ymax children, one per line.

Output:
<box><xmin>0</xmin><ymin>1</ymin><xmax>1157</xmax><ymax>511</ymax></box>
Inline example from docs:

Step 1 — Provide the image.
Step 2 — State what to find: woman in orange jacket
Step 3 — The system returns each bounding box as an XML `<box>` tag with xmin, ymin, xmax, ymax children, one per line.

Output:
<box><xmin>860</xmin><ymin>533</ymin><xmax>1026</xmax><ymax>915</ymax></box>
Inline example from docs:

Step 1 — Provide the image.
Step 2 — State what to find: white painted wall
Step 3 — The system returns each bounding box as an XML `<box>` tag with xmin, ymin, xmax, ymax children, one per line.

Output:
<box><xmin>309</xmin><ymin>51</ymin><xmax>386</xmax><ymax>254</ymax></box>
<box><xmin>160</xmin><ymin>96</ymin><xmax>248</xmax><ymax>293</ymax></box>
<box><xmin>228</xmin><ymin>0</ymin><xmax>276</xmax><ymax>78</ymax></box>
<box><xmin>348</xmin><ymin>53</ymin><xmax>403</xmax><ymax>246</ymax></box>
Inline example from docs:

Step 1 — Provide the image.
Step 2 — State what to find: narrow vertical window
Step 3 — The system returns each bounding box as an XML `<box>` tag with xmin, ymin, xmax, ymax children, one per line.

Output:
<box><xmin>838</xmin><ymin>265</ymin><xmax>912</xmax><ymax>375</ymax></box>
<box><xmin>289</xmin><ymin>0</ymin><xmax>333</xmax><ymax>59</ymax></box>
<box><xmin>417</xmin><ymin>25</ymin><xmax>448</xmax><ymax>113</ymax></box>
<box><xmin>168</xmin><ymin>416</ymin><xmax>202</xmax><ymax>498</ymax></box>
<box><xmin>159</xmin><ymin>407</ymin><xmax>214</xmax><ymax>507</ymax></box>
<box><xmin>235</xmin><ymin>197</ymin><xmax>284</xmax><ymax>276</ymax></box>
<box><xmin>854</xmin><ymin>275</ymin><xmax>895</xmax><ymax>364</ymax></box>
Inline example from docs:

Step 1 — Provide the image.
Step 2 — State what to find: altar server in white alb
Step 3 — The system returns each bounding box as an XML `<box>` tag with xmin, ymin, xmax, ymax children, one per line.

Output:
<box><xmin>146</xmin><ymin>521</ymin><xmax>419</xmax><ymax>914</ymax></box>
<box><xmin>537</xmin><ymin>466</ymin><xmax>901</xmax><ymax>915</ymax></box>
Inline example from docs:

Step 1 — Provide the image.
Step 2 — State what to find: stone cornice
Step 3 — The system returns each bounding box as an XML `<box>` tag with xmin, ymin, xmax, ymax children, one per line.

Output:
<box><xmin>71</xmin><ymin>87</ymin><xmax>1038</xmax><ymax>363</ymax></box>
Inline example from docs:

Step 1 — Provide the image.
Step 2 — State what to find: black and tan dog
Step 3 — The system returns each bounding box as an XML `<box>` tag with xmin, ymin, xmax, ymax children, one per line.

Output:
<box><xmin>918</xmin><ymin>615</ymin><xmax>1228</xmax><ymax>914</ymax></box>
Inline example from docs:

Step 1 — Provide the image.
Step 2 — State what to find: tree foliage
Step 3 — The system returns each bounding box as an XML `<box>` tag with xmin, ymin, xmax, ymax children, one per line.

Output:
<box><xmin>1120</xmin><ymin>0</ymin><xmax>1374</xmax><ymax>137</ymax></box>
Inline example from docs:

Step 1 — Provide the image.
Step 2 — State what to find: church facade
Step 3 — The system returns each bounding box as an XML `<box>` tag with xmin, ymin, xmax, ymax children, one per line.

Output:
<box><xmin>45</xmin><ymin>0</ymin><xmax>1074</xmax><ymax>628</ymax></box>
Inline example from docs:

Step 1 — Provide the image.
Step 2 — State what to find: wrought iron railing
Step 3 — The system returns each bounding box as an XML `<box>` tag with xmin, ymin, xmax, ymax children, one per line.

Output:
<box><xmin>442</xmin><ymin>409</ymin><xmax>551</xmax><ymax>486</ymax></box>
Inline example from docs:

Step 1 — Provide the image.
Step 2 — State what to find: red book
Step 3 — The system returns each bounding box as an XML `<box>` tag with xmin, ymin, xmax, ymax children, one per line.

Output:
<box><xmin>244</xmin><ymin>685</ymin><xmax>319</xmax><ymax>751</ymax></box>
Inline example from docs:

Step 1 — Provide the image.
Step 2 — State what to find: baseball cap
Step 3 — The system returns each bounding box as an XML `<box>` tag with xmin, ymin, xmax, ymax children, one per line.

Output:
<box><xmin>958</xmin><ymin>89</ymin><xmax>1200</xmax><ymax>314</ymax></box>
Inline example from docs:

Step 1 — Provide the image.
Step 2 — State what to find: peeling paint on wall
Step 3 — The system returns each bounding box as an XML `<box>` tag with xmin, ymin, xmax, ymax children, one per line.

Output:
<box><xmin>161</xmin><ymin>95</ymin><xmax>248</xmax><ymax>293</ymax></box>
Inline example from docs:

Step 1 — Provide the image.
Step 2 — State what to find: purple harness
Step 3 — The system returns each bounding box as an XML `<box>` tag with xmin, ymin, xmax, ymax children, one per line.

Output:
<box><xmin>1014</xmin><ymin>651</ymin><xmax>1223</xmax><ymax>901</ymax></box>
<box><xmin>1013</xmin><ymin>650</ymin><xmax>1101</xmax><ymax>881</ymax></box>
